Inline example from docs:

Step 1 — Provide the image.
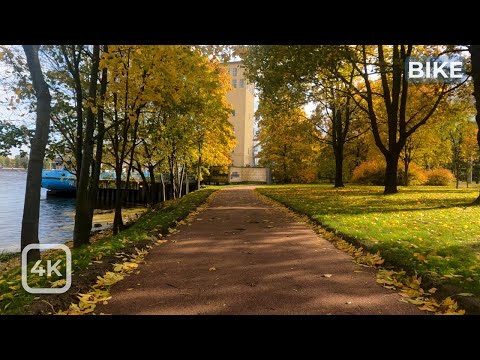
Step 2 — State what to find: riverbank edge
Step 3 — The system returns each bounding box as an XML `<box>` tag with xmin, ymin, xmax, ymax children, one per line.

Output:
<box><xmin>0</xmin><ymin>188</ymin><xmax>217</xmax><ymax>315</ymax></box>
<box><xmin>0</xmin><ymin>207</ymin><xmax>147</xmax><ymax>270</ymax></box>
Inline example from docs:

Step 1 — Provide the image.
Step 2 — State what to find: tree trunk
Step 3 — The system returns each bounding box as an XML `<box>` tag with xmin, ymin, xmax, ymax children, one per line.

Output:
<box><xmin>113</xmin><ymin>166</ymin><xmax>124</xmax><ymax>235</ymax></box>
<box><xmin>60</xmin><ymin>45</ymin><xmax>83</xmax><ymax>178</ymax></box>
<box><xmin>21</xmin><ymin>45</ymin><xmax>52</xmax><ymax>262</ymax></box>
<box><xmin>73</xmin><ymin>45</ymin><xmax>100</xmax><ymax>247</ymax></box>
<box><xmin>404</xmin><ymin>158</ymin><xmax>409</xmax><ymax>186</ymax></box>
<box><xmin>384</xmin><ymin>154</ymin><xmax>399</xmax><ymax>194</ymax></box>
<box><xmin>333</xmin><ymin>145</ymin><xmax>344</xmax><ymax>188</ymax></box>
<box><xmin>74</xmin><ymin>71</ymin><xmax>83</xmax><ymax>178</ymax></box>
<box><xmin>467</xmin><ymin>160</ymin><xmax>473</xmax><ymax>187</ymax></box>
<box><xmin>148</xmin><ymin>164</ymin><xmax>156</xmax><ymax>204</ymax></box>
<box><xmin>197</xmin><ymin>154</ymin><xmax>202</xmax><ymax>190</ymax></box>
<box><xmin>160</xmin><ymin>173</ymin><xmax>166</xmax><ymax>202</ymax></box>
<box><xmin>456</xmin><ymin>166</ymin><xmax>460</xmax><ymax>189</ymax></box>
<box><xmin>123</xmin><ymin>116</ymin><xmax>140</xmax><ymax>204</ymax></box>
<box><xmin>169</xmin><ymin>158</ymin><xmax>176</xmax><ymax>199</ymax></box>
<box><xmin>88</xmin><ymin>49</ymin><xmax>108</xmax><ymax>228</ymax></box>
<box><xmin>178</xmin><ymin>165</ymin><xmax>185</xmax><ymax>198</ymax></box>
<box><xmin>469</xmin><ymin>45</ymin><xmax>480</xmax><ymax>202</ymax></box>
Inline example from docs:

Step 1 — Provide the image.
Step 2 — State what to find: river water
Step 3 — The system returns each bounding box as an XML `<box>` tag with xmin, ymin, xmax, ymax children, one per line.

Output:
<box><xmin>0</xmin><ymin>169</ymin><xmax>76</xmax><ymax>253</ymax></box>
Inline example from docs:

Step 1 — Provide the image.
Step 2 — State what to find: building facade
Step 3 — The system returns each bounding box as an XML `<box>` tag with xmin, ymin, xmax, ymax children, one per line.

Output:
<box><xmin>225</xmin><ymin>61</ymin><xmax>255</xmax><ymax>167</ymax></box>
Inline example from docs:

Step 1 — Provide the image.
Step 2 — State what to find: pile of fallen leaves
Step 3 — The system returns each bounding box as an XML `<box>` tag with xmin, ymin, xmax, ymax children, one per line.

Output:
<box><xmin>56</xmin><ymin>191</ymin><xmax>218</xmax><ymax>315</ymax></box>
<box><xmin>376</xmin><ymin>269</ymin><xmax>464</xmax><ymax>314</ymax></box>
<box><xmin>57</xmin><ymin>247</ymin><xmax>150</xmax><ymax>315</ymax></box>
<box><xmin>333</xmin><ymin>239</ymin><xmax>464</xmax><ymax>314</ymax></box>
<box><xmin>256</xmin><ymin>191</ymin><xmax>466</xmax><ymax>315</ymax></box>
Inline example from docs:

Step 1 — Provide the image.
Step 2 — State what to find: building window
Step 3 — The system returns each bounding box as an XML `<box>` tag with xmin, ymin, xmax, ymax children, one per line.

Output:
<box><xmin>232</xmin><ymin>79</ymin><xmax>237</xmax><ymax>88</ymax></box>
<box><xmin>239</xmin><ymin>79</ymin><xmax>245</xmax><ymax>88</ymax></box>
<box><xmin>232</xmin><ymin>109</ymin><xmax>236</xmax><ymax>116</ymax></box>
<box><xmin>232</xmin><ymin>67</ymin><xmax>238</xmax><ymax>77</ymax></box>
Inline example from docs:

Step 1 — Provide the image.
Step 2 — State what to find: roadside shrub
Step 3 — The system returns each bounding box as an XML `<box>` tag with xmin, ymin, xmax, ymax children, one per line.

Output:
<box><xmin>398</xmin><ymin>162</ymin><xmax>427</xmax><ymax>186</ymax></box>
<box><xmin>352</xmin><ymin>160</ymin><xmax>428</xmax><ymax>186</ymax></box>
<box><xmin>425</xmin><ymin>168</ymin><xmax>455</xmax><ymax>186</ymax></box>
<box><xmin>351</xmin><ymin>159</ymin><xmax>385</xmax><ymax>185</ymax></box>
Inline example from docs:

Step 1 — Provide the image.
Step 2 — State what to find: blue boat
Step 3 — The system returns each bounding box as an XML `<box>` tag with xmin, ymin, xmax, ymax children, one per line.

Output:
<box><xmin>41</xmin><ymin>169</ymin><xmax>76</xmax><ymax>193</ymax></box>
<box><xmin>41</xmin><ymin>167</ymin><xmax>149</xmax><ymax>195</ymax></box>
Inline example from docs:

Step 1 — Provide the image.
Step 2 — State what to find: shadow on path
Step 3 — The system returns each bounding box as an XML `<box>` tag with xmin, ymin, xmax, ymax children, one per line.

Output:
<box><xmin>97</xmin><ymin>187</ymin><xmax>422</xmax><ymax>315</ymax></box>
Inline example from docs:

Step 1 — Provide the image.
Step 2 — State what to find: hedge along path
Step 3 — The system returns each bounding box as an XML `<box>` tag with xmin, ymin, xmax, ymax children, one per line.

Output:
<box><xmin>95</xmin><ymin>186</ymin><xmax>427</xmax><ymax>315</ymax></box>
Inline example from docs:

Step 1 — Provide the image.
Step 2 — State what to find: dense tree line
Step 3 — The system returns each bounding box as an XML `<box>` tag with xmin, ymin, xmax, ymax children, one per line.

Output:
<box><xmin>1</xmin><ymin>45</ymin><xmax>235</xmax><ymax>258</ymax></box>
<box><xmin>242</xmin><ymin>45</ymin><xmax>479</xmax><ymax>193</ymax></box>
<box><xmin>0</xmin><ymin>154</ymin><xmax>28</xmax><ymax>168</ymax></box>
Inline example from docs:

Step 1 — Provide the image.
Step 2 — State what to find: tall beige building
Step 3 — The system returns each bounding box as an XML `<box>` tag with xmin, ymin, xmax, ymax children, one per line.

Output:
<box><xmin>225</xmin><ymin>61</ymin><xmax>255</xmax><ymax>167</ymax></box>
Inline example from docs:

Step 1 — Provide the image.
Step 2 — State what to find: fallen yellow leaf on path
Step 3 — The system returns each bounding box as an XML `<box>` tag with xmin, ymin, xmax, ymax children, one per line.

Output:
<box><xmin>418</xmin><ymin>305</ymin><xmax>436</xmax><ymax>312</ymax></box>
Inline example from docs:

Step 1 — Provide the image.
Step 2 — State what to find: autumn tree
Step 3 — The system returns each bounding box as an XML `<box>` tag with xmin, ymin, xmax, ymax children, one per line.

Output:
<box><xmin>30</xmin><ymin>45</ymin><xmax>110</xmax><ymax>246</ymax></box>
<box><xmin>243</xmin><ymin>45</ymin><xmax>368</xmax><ymax>187</ymax></box>
<box><xmin>445</xmin><ymin>120</ymin><xmax>478</xmax><ymax>188</ymax></box>
<box><xmin>309</xmin><ymin>74</ymin><xmax>369</xmax><ymax>187</ymax></box>
<box><xmin>0</xmin><ymin>121</ymin><xmax>29</xmax><ymax>157</ymax></box>
<box><xmin>59</xmin><ymin>45</ymin><xmax>86</xmax><ymax>176</ymax></box>
<box><xmin>398</xmin><ymin>97</ymin><xmax>458</xmax><ymax>185</ymax></box>
<box><xmin>343</xmin><ymin>45</ymin><xmax>467</xmax><ymax>193</ymax></box>
<box><xmin>162</xmin><ymin>54</ymin><xmax>234</xmax><ymax>197</ymax></box>
<box><xmin>73</xmin><ymin>45</ymin><xmax>102</xmax><ymax>245</ymax></box>
<box><xmin>128</xmin><ymin>47</ymin><xmax>233</xmax><ymax>201</ymax></box>
<box><xmin>100</xmin><ymin>46</ymin><xmax>233</xmax><ymax>231</ymax></box>
<box><xmin>462</xmin><ymin>123</ymin><xmax>479</xmax><ymax>186</ymax></box>
<box><xmin>37</xmin><ymin>45</ymin><xmax>92</xmax><ymax>177</ymax></box>
<box><xmin>256</xmin><ymin>102</ymin><xmax>320</xmax><ymax>183</ymax></box>
<box><xmin>0</xmin><ymin>46</ymin><xmax>34</xmax><ymax>160</ymax></box>
<box><xmin>102</xmin><ymin>45</ymin><xmax>154</xmax><ymax>234</ymax></box>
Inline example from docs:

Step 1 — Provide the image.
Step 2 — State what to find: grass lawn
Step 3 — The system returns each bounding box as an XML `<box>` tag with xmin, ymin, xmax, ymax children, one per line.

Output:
<box><xmin>257</xmin><ymin>184</ymin><xmax>480</xmax><ymax>297</ymax></box>
<box><xmin>0</xmin><ymin>187</ymin><xmax>216</xmax><ymax>314</ymax></box>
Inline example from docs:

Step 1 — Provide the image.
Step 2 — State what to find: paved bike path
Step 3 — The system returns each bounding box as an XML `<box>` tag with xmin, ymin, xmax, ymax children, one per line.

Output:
<box><xmin>98</xmin><ymin>187</ymin><xmax>421</xmax><ymax>314</ymax></box>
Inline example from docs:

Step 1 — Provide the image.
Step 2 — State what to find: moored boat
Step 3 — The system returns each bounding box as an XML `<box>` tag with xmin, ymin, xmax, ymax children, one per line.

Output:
<box><xmin>41</xmin><ymin>169</ymin><xmax>76</xmax><ymax>193</ymax></box>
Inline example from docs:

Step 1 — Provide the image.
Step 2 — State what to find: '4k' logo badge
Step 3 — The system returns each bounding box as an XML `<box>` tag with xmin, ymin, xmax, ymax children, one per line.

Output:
<box><xmin>21</xmin><ymin>244</ymin><xmax>72</xmax><ymax>294</ymax></box>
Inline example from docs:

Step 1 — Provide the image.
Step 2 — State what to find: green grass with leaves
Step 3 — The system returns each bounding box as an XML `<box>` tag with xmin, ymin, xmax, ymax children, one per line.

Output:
<box><xmin>0</xmin><ymin>252</ymin><xmax>18</xmax><ymax>263</ymax></box>
<box><xmin>0</xmin><ymin>188</ymin><xmax>216</xmax><ymax>314</ymax></box>
<box><xmin>257</xmin><ymin>184</ymin><xmax>480</xmax><ymax>296</ymax></box>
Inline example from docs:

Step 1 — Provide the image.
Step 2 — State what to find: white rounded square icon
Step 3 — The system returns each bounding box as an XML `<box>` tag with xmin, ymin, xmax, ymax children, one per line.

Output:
<box><xmin>21</xmin><ymin>244</ymin><xmax>72</xmax><ymax>294</ymax></box>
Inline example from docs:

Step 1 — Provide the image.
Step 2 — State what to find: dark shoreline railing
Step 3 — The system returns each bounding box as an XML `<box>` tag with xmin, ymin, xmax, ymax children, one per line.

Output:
<box><xmin>47</xmin><ymin>180</ymin><xmax>198</xmax><ymax>208</ymax></box>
